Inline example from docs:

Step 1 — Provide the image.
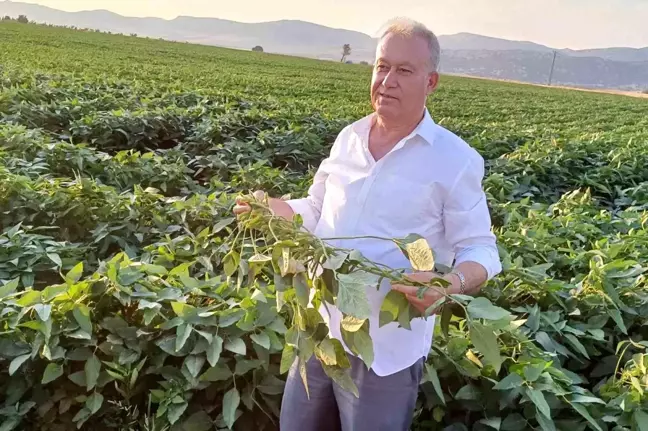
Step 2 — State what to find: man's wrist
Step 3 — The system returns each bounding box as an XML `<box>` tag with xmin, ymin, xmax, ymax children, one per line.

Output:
<box><xmin>444</xmin><ymin>271</ymin><xmax>466</xmax><ymax>295</ymax></box>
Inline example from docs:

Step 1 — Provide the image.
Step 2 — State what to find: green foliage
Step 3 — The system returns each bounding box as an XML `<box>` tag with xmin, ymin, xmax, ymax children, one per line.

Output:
<box><xmin>1</xmin><ymin>20</ymin><xmax>648</xmax><ymax>431</ymax></box>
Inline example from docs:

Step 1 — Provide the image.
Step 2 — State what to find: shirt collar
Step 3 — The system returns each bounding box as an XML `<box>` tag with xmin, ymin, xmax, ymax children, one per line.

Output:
<box><xmin>353</xmin><ymin>107</ymin><xmax>437</xmax><ymax>147</ymax></box>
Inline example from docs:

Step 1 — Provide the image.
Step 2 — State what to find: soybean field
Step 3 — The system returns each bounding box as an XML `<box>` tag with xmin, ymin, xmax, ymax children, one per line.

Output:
<box><xmin>1</xmin><ymin>21</ymin><xmax>648</xmax><ymax>431</ymax></box>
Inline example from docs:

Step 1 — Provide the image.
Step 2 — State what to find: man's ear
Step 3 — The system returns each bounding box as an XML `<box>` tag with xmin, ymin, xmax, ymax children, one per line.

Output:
<box><xmin>427</xmin><ymin>71</ymin><xmax>440</xmax><ymax>95</ymax></box>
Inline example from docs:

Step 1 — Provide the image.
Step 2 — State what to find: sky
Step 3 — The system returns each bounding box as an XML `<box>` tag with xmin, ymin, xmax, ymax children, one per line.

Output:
<box><xmin>13</xmin><ymin>0</ymin><xmax>648</xmax><ymax>49</ymax></box>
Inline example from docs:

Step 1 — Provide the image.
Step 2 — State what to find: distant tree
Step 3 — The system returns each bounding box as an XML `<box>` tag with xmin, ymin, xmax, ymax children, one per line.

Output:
<box><xmin>340</xmin><ymin>43</ymin><xmax>351</xmax><ymax>62</ymax></box>
<box><xmin>2</xmin><ymin>15</ymin><xmax>11</xmax><ymax>21</ymax></box>
<box><xmin>130</xmin><ymin>33</ymin><xmax>137</xmax><ymax>37</ymax></box>
<box><xmin>359</xmin><ymin>61</ymin><xmax>369</xmax><ymax>65</ymax></box>
<box><xmin>252</xmin><ymin>45</ymin><xmax>264</xmax><ymax>53</ymax></box>
<box><xmin>346</xmin><ymin>60</ymin><xmax>353</xmax><ymax>64</ymax></box>
<box><xmin>17</xmin><ymin>14</ymin><xmax>29</xmax><ymax>24</ymax></box>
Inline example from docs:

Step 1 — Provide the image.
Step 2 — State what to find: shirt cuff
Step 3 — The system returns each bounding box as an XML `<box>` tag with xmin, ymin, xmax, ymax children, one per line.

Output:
<box><xmin>284</xmin><ymin>198</ymin><xmax>320</xmax><ymax>232</ymax></box>
<box><xmin>453</xmin><ymin>244</ymin><xmax>502</xmax><ymax>280</ymax></box>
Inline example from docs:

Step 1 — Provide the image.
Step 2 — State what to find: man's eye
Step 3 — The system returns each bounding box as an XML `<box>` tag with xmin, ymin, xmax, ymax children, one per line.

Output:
<box><xmin>399</xmin><ymin>68</ymin><xmax>412</xmax><ymax>74</ymax></box>
<box><xmin>377</xmin><ymin>65</ymin><xmax>389</xmax><ymax>71</ymax></box>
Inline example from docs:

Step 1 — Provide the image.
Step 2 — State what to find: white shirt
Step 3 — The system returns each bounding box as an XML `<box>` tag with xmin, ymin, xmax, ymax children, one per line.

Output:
<box><xmin>286</xmin><ymin>108</ymin><xmax>502</xmax><ymax>377</ymax></box>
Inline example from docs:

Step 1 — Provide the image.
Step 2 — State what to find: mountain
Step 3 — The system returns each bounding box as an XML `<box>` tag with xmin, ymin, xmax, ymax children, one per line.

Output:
<box><xmin>1</xmin><ymin>0</ymin><xmax>647</xmax><ymax>90</ymax></box>
<box><xmin>438</xmin><ymin>32</ymin><xmax>553</xmax><ymax>53</ymax></box>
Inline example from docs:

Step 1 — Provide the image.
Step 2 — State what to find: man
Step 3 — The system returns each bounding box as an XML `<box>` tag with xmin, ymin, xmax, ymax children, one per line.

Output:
<box><xmin>234</xmin><ymin>17</ymin><xmax>501</xmax><ymax>431</ymax></box>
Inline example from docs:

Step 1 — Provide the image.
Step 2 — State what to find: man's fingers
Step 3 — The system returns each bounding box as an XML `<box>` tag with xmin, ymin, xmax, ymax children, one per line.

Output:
<box><xmin>233</xmin><ymin>203</ymin><xmax>251</xmax><ymax>215</ymax></box>
<box><xmin>391</xmin><ymin>283</ymin><xmax>418</xmax><ymax>295</ymax></box>
<box><xmin>406</xmin><ymin>294</ymin><xmax>428</xmax><ymax>314</ymax></box>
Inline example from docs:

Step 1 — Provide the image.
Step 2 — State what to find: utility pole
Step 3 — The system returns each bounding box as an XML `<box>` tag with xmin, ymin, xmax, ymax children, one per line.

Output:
<box><xmin>547</xmin><ymin>50</ymin><xmax>557</xmax><ymax>86</ymax></box>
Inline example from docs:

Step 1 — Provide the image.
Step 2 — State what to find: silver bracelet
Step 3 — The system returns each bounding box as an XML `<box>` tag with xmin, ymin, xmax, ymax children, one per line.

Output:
<box><xmin>451</xmin><ymin>270</ymin><xmax>467</xmax><ymax>294</ymax></box>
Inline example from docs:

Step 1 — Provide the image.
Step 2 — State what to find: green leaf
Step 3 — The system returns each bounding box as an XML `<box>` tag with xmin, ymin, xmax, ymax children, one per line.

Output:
<box><xmin>501</xmin><ymin>414</ymin><xmax>527</xmax><ymax>431</ymax></box>
<box><xmin>379</xmin><ymin>290</ymin><xmax>409</xmax><ymax>327</ymax></box>
<box><xmin>181</xmin><ymin>410</ymin><xmax>213</xmax><ymax>431</ymax></box>
<box><xmin>85</xmin><ymin>355</ymin><xmax>101</xmax><ymax>391</ymax></box>
<box><xmin>536</xmin><ymin>411</ymin><xmax>556</xmax><ymax>431</ymax></box>
<box><xmin>0</xmin><ymin>278</ymin><xmax>19</xmax><ymax>298</ymax></box>
<box><xmin>34</xmin><ymin>304</ymin><xmax>52</xmax><ymax>322</ymax></box>
<box><xmin>423</xmin><ymin>364</ymin><xmax>445</xmax><ymax>405</ymax></box>
<box><xmin>469</xmin><ymin>322</ymin><xmax>502</xmax><ymax>373</ymax></box>
<box><xmin>524</xmin><ymin>363</ymin><xmax>545</xmax><ymax>382</ymax></box>
<box><xmin>571</xmin><ymin>395</ymin><xmax>606</xmax><ymax>404</ymax></box>
<box><xmin>85</xmin><ymin>392</ymin><xmax>103</xmax><ymax>414</ymax></box>
<box><xmin>47</xmin><ymin>253</ymin><xmax>62</xmax><ymax>267</ymax></box>
<box><xmin>281</xmin><ymin>345</ymin><xmax>297</xmax><ymax>374</ymax></box>
<box><xmin>16</xmin><ymin>290</ymin><xmax>41</xmax><ymax>307</ymax></box>
<box><xmin>608</xmin><ymin>308</ymin><xmax>627</xmax><ymax>334</ymax></box>
<box><xmin>336</xmin><ymin>272</ymin><xmax>376</xmax><ymax>320</ymax></box>
<box><xmin>455</xmin><ymin>384</ymin><xmax>480</xmax><ymax>400</ymax></box>
<box><xmin>184</xmin><ymin>355</ymin><xmax>205</xmax><ymax>378</ymax></box>
<box><xmin>404</xmin><ymin>237</ymin><xmax>435</xmax><ymax>271</ymax></box>
<box><xmin>42</xmin><ymin>363</ymin><xmax>63</xmax><ymax>384</ymax></box>
<box><xmin>9</xmin><ymin>354</ymin><xmax>30</xmax><ymax>375</ymax></box>
<box><xmin>525</xmin><ymin>387</ymin><xmax>551</xmax><ymax>419</ymax></box>
<box><xmin>293</xmin><ymin>273</ymin><xmax>310</xmax><ymax>308</ymax></box>
<box><xmin>223</xmin><ymin>251</ymin><xmax>240</xmax><ymax>277</ymax></box>
<box><xmin>68</xmin><ymin>371</ymin><xmax>87</xmax><ymax>386</ymax></box>
<box><xmin>225</xmin><ymin>338</ymin><xmax>246</xmax><ymax>355</ymax></box>
<box><xmin>564</xmin><ymin>333</ymin><xmax>590</xmax><ymax>359</ymax></box>
<box><xmin>213</xmin><ymin>217</ymin><xmax>235</xmax><ymax>233</ymax></box>
<box><xmin>570</xmin><ymin>402</ymin><xmax>603</xmax><ymax>431</ymax></box>
<box><xmin>353</xmin><ymin>325</ymin><xmax>374</xmax><ymax>370</ymax></box>
<box><xmin>634</xmin><ymin>410</ymin><xmax>648</xmax><ymax>431</ymax></box>
<box><xmin>235</xmin><ymin>358</ymin><xmax>263</xmax><ymax>375</ymax></box>
<box><xmin>66</xmin><ymin>262</ymin><xmax>84</xmax><ymax>283</ymax></box>
<box><xmin>479</xmin><ymin>418</ymin><xmax>502</xmax><ymax>430</ymax></box>
<box><xmin>176</xmin><ymin>323</ymin><xmax>192</xmax><ymax>352</ymax></box>
<box><xmin>494</xmin><ymin>373</ymin><xmax>524</xmax><ymax>390</ymax></box>
<box><xmin>251</xmin><ymin>332</ymin><xmax>271</xmax><ymax>350</ymax></box>
<box><xmin>323</xmin><ymin>252</ymin><xmax>348</xmax><ymax>270</ymax></box>
<box><xmin>222</xmin><ymin>387</ymin><xmax>240</xmax><ymax>429</ymax></box>
<box><xmin>322</xmin><ymin>363</ymin><xmax>359</xmax><ymax>398</ymax></box>
<box><xmin>200</xmin><ymin>364</ymin><xmax>231</xmax><ymax>382</ymax></box>
<box><xmin>0</xmin><ymin>417</ymin><xmax>20</xmax><ymax>431</ymax></box>
<box><xmin>207</xmin><ymin>336</ymin><xmax>223</xmax><ymax>368</ymax></box>
<box><xmin>171</xmin><ymin>302</ymin><xmax>197</xmax><ymax>319</ymax></box>
<box><xmin>168</xmin><ymin>402</ymin><xmax>188</xmax><ymax>425</ymax></box>
<box><xmin>467</xmin><ymin>297</ymin><xmax>511</xmax><ymax>321</ymax></box>
<box><xmin>73</xmin><ymin>304</ymin><xmax>92</xmax><ymax>335</ymax></box>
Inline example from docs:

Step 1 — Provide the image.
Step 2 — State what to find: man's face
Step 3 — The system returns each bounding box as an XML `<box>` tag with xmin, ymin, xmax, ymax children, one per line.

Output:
<box><xmin>371</xmin><ymin>33</ymin><xmax>439</xmax><ymax>121</ymax></box>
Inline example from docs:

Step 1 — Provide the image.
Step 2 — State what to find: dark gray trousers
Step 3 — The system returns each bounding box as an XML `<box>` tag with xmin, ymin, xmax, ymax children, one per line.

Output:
<box><xmin>279</xmin><ymin>353</ymin><xmax>425</xmax><ymax>431</ymax></box>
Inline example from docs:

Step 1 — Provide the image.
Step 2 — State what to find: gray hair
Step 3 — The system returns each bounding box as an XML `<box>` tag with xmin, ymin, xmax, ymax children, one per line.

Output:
<box><xmin>377</xmin><ymin>17</ymin><xmax>441</xmax><ymax>72</ymax></box>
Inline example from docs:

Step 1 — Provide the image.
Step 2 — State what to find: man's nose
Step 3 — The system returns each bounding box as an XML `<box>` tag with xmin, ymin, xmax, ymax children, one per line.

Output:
<box><xmin>382</xmin><ymin>69</ymin><xmax>398</xmax><ymax>87</ymax></box>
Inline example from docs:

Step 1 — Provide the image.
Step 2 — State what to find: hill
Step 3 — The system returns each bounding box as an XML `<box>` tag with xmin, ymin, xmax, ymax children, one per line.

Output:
<box><xmin>1</xmin><ymin>0</ymin><xmax>647</xmax><ymax>90</ymax></box>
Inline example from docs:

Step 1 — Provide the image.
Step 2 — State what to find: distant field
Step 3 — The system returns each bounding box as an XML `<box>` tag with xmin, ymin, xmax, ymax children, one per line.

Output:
<box><xmin>1</xmin><ymin>21</ymin><xmax>648</xmax><ymax>431</ymax></box>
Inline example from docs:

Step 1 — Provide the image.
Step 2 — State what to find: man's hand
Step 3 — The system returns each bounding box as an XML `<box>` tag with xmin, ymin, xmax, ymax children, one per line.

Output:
<box><xmin>233</xmin><ymin>190</ymin><xmax>265</xmax><ymax>216</ymax></box>
<box><xmin>391</xmin><ymin>271</ymin><xmax>459</xmax><ymax>315</ymax></box>
<box><xmin>391</xmin><ymin>262</ymin><xmax>488</xmax><ymax>315</ymax></box>
<box><xmin>232</xmin><ymin>190</ymin><xmax>296</xmax><ymax>221</ymax></box>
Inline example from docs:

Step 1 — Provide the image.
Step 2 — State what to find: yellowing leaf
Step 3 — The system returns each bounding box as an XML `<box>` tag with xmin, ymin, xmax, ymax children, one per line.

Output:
<box><xmin>405</xmin><ymin>238</ymin><xmax>435</xmax><ymax>271</ymax></box>
<box><xmin>341</xmin><ymin>315</ymin><xmax>366</xmax><ymax>332</ymax></box>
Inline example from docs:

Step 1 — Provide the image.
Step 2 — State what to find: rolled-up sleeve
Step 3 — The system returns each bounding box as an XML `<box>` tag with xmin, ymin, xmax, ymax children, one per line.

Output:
<box><xmin>285</xmin><ymin>166</ymin><xmax>328</xmax><ymax>232</ymax></box>
<box><xmin>443</xmin><ymin>153</ymin><xmax>502</xmax><ymax>280</ymax></box>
